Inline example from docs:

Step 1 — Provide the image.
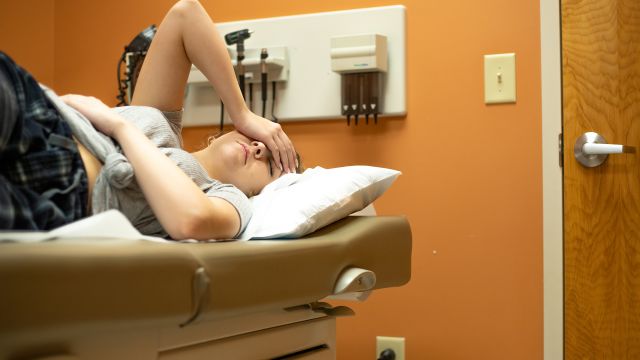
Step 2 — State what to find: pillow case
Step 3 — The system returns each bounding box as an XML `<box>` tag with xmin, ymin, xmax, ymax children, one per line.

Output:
<box><xmin>239</xmin><ymin>166</ymin><xmax>401</xmax><ymax>240</ymax></box>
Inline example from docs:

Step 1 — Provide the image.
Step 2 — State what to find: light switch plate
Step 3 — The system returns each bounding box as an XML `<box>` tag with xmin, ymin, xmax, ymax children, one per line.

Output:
<box><xmin>484</xmin><ymin>53</ymin><xmax>516</xmax><ymax>104</ymax></box>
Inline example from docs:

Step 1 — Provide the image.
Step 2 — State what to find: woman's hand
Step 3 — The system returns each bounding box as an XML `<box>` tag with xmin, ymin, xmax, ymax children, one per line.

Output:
<box><xmin>60</xmin><ymin>94</ymin><xmax>125</xmax><ymax>137</ymax></box>
<box><xmin>233</xmin><ymin>110</ymin><xmax>297</xmax><ymax>173</ymax></box>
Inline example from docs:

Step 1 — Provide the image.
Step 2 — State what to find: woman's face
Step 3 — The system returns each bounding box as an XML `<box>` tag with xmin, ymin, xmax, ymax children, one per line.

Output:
<box><xmin>207</xmin><ymin>131</ymin><xmax>283</xmax><ymax>197</ymax></box>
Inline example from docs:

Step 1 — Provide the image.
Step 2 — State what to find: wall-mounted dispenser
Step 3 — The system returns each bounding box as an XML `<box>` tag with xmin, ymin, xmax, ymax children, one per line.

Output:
<box><xmin>331</xmin><ymin>34</ymin><xmax>388</xmax><ymax>125</ymax></box>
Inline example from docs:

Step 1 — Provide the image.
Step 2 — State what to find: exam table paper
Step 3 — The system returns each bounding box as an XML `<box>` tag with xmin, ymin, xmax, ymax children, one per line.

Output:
<box><xmin>0</xmin><ymin>210</ymin><xmax>170</xmax><ymax>244</ymax></box>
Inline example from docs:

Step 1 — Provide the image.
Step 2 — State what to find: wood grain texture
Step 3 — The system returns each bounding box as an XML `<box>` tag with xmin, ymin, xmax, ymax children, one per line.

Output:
<box><xmin>563</xmin><ymin>0</ymin><xmax>640</xmax><ymax>358</ymax></box>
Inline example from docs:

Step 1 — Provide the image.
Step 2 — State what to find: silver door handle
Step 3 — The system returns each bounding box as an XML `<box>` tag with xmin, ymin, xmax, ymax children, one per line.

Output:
<box><xmin>583</xmin><ymin>143</ymin><xmax>636</xmax><ymax>154</ymax></box>
<box><xmin>574</xmin><ymin>132</ymin><xmax>636</xmax><ymax>168</ymax></box>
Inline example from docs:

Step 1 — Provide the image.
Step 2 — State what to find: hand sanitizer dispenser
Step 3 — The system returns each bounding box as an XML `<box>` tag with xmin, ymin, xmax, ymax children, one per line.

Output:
<box><xmin>330</xmin><ymin>34</ymin><xmax>388</xmax><ymax>125</ymax></box>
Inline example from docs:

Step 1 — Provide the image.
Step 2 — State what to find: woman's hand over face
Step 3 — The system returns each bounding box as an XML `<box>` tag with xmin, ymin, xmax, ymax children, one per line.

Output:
<box><xmin>60</xmin><ymin>94</ymin><xmax>125</xmax><ymax>137</ymax></box>
<box><xmin>233</xmin><ymin>110</ymin><xmax>297</xmax><ymax>173</ymax></box>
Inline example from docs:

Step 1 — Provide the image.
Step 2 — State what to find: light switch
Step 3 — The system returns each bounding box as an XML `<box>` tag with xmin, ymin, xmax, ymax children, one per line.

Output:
<box><xmin>484</xmin><ymin>53</ymin><xmax>516</xmax><ymax>104</ymax></box>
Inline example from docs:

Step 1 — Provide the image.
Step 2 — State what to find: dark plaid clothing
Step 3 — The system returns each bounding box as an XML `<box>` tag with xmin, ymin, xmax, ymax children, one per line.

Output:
<box><xmin>0</xmin><ymin>52</ymin><xmax>88</xmax><ymax>230</ymax></box>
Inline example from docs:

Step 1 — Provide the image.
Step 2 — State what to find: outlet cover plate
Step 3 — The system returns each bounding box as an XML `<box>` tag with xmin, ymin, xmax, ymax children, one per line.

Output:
<box><xmin>376</xmin><ymin>336</ymin><xmax>405</xmax><ymax>360</ymax></box>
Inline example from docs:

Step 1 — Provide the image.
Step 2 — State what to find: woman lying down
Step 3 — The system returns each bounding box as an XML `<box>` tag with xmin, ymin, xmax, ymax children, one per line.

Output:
<box><xmin>0</xmin><ymin>0</ymin><xmax>302</xmax><ymax>240</ymax></box>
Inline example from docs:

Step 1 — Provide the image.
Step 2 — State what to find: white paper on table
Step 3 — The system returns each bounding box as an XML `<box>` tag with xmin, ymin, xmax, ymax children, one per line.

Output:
<box><xmin>0</xmin><ymin>210</ymin><xmax>171</xmax><ymax>244</ymax></box>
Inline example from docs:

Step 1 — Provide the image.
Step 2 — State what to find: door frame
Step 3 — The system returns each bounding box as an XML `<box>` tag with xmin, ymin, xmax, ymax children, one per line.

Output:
<box><xmin>540</xmin><ymin>0</ymin><xmax>563</xmax><ymax>359</ymax></box>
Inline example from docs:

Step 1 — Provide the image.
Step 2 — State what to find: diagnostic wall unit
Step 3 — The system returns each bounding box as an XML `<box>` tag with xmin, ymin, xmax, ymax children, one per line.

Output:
<box><xmin>183</xmin><ymin>5</ymin><xmax>406</xmax><ymax>126</ymax></box>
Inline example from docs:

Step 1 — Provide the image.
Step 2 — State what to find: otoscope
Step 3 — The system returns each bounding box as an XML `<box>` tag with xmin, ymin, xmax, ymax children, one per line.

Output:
<box><xmin>224</xmin><ymin>29</ymin><xmax>252</xmax><ymax>100</ymax></box>
<box><xmin>260</xmin><ymin>48</ymin><xmax>268</xmax><ymax>118</ymax></box>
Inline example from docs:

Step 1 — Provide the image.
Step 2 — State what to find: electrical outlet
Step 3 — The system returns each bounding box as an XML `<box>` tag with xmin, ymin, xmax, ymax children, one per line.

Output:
<box><xmin>376</xmin><ymin>336</ymin><xmax>405</xmax><ymax>360</ymax></box>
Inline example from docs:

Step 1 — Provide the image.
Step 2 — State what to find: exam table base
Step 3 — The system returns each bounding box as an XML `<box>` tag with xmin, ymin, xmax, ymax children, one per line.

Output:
<box><xmin>2</xmin><ymin>308</ymin><xmax>336</xmax><ymax>360</ymax></box>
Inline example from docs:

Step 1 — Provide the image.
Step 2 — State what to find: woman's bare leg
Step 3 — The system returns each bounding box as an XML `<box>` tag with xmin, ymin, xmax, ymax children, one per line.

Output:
<box><xmin>132</xmin><ymin>0</ymin><xmax>245</xmax><ymax>117</ymax></box>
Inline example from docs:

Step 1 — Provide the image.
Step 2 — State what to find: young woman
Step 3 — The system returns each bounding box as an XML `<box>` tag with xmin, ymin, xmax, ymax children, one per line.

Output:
<box><xmin>0</xmin><ymin>0</ymin><xmax>299</xmax><ymax>240</ymax></box>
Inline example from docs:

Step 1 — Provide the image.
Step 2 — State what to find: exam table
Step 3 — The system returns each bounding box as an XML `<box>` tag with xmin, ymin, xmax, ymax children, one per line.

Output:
<box><xmin>0</xmin><ymin>216</ymin><xmax>411</xmax><ymax>360</ymax></box>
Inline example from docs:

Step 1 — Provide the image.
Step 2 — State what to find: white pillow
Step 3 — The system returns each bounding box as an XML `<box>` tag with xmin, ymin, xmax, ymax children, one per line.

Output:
<box><xmin>239</xmin><ymin>166</ymin><xmax>401</xmax><ymax>240</ymax></box>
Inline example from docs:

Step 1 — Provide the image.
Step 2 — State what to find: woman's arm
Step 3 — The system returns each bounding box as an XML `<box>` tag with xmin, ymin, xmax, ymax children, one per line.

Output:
<box><xmin>63</xmin><ymin>95</ymin><xmax>240</xmax><ymax>240</ymax></box>
<box><xmin>132</xmin><ymin>0</ymin><xmax>297</xmax><ymax>173</ymax></box>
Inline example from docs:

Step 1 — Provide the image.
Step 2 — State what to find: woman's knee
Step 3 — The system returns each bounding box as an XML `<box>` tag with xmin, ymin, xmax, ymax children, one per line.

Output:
<box><xmin>170</xmin><ymin>0</ymin><xmax>204</xmax><ymax>20</ymax></box>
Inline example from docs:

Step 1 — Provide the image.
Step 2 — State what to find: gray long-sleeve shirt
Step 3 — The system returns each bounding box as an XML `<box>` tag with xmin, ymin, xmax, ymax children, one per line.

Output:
<box><xmin>42</xmin><ymin>87</ymin><xmax>251</xmax><ymax>239</ymax></box>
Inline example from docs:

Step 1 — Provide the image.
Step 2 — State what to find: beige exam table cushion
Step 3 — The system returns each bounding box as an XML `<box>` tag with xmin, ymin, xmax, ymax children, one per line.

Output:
<box><xmin>0</xmin><ymin>216</ymin><xmax>411</xmax><ymax>341</ymax></box>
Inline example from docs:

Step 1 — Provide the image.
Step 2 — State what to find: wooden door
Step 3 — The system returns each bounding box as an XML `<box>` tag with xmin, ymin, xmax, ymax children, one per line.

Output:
<box><xmin>562</xmin><ymin>0</ymin><xmax>640</xmax><ymax>358</ymax></box>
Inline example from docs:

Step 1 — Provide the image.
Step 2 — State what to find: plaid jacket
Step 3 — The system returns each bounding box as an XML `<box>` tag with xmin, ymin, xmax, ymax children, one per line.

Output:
<box><xmin>0</xmin><ymin>52</ymin><xmax>87</xmax><ymax>230</ymax></box>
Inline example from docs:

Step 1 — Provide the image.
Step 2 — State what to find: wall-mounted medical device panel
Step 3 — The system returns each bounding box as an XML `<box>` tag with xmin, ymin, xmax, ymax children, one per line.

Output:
<box><xmin>183</xmin><ymin>6</ymin><xmax>405</xmax><ymax>127</ymax></box>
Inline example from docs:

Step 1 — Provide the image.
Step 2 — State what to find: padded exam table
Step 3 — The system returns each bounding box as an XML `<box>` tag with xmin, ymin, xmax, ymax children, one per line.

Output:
<box><xmin>0</xmin><ymin>216</ymin><xmax>411</xmax><ymax>360</ymax></box>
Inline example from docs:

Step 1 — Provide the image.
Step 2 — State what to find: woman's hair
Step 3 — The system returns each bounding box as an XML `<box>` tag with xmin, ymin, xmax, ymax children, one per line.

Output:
<box><xmin>294</xmin><ymin>152</ymin><xmax>304</xmax><ymax>174</ymax></box>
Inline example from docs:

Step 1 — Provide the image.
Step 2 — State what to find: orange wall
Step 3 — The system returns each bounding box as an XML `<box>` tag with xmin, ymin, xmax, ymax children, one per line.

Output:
<box><xmin>0</xmin><ymin>0</ymin><xmax>55</xmax><ymax>86</ymax></box>
<box><xmin>4</xmin><ymin>1</ymin><xmax>542</xmax><ymax>358</ymax></box>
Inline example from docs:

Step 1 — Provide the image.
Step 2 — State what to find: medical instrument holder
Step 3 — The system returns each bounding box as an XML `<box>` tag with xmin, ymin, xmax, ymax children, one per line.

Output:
<box><xmin>187</xmin><ymin>47</ymin><xmax>287</xmax><ymax>123</ymax></box>
<box><xmin>229</xmin><ymin>47</ymin><xmax>289</xmax><ymax>84</ymax></box>
<box><xmin>188</xmin><ymin>47</ymin><xmax>288</xmax><ymax>85</ymax></box>
<box><xmin>330</xmin><ymin>34</ymin><xmax>387</xmax><ymax>125</ymax></box>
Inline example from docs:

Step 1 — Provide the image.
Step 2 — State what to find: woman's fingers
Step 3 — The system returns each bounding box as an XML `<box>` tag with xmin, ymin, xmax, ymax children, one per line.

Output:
<box><xmin>232</xmin><ymin>111</ymin><xmax>297</xmax><ymax>173</ymax></box>
<box><xmin>59</xmin><ymin>94</ymin><xmax>122</xmax><ymax>136</ymax></box>
<box><xmin>277</xmin><ymin>131</ymin><xmax>297</xmax><ymax>173</ymax></box>
<box><xmin>266</xmin><ymin>134</ymin><xmax>282</xmax><ymax>172</ymax></box>
<box><xmin>267</xmin><ymin>127</ymin><xmax>296</xmax><ymax>173</ymax></box>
